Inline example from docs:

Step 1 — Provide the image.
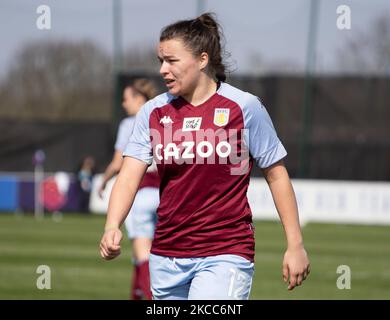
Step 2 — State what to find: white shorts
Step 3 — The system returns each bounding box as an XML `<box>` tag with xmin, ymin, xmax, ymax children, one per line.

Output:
<box><xmin>124</xmin><ymin>187</ymin><xmax>159</xmax><ymax>239</ymax></box>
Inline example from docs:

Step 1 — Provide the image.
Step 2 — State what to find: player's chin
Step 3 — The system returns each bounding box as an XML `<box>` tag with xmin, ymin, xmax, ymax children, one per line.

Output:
<box><xmin>167</xmin><ymin>86</ymin><xmax>181</xmax><ymax>96</ymax></box>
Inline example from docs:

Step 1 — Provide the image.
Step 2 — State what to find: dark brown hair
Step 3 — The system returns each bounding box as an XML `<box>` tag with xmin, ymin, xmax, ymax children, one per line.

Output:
<box><xmin>160</xmin><ymin>13</ymin><xmax>227</xmax><ymax>82</ymax></box>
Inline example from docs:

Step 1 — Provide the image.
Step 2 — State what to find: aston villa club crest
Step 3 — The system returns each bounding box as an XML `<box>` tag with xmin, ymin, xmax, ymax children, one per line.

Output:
<box><xmin>213</xmin><ymin>108</ymin><xmax>230</xmax><ymax>127</ymax></box>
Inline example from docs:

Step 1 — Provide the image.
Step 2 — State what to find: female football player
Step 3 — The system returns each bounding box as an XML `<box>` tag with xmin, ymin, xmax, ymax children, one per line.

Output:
<box><xmin>99</xmin><ymin>78</ymin><xmax>159</xmax><ymax>299</ymax></box>
<box><xmin>100</xmin><ymin>13</ymin><xmax>310</xmax><ymax>300</ymax></box>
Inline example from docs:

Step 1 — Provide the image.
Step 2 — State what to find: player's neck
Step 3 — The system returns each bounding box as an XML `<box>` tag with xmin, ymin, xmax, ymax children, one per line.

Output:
<box><xmin>182</xmin><ymin>76</ymin><xmax>217</xmax><ymax>107</ymax></box>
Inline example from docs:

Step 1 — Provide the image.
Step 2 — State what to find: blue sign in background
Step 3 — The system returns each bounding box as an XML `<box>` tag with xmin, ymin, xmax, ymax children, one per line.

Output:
<box><xmin>0</xmin><ymin>176</ymin><xmax>82</xmax><ymax>212</ymax></box>
<box><xmin>0</xmin><ymin>176</ymin><xmax>19</xmax><ymax>211</ymax></box>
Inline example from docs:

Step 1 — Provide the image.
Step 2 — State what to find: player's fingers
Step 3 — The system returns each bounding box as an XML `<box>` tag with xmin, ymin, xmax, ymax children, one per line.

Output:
<box><xmin>101</xmin><ymin>237</ymin><xmax>118</xmax><ymax>256</ymax></box>
<box><xmin>296</xmin><ymin>274</ymin><xmax>303</xmax><ymax>286</ymax></box>
<box><xmin>104</xmin><ymin>232</ymin><xmax>115</xmax><ymax>248</ymax></box>
<box><xmin>108</xmin><ymin>243</ymin><xmax>121</xmax><ymax>252</ymax></box>
<box><xmin>282</xmin><ymin>263</ymin><xmax>289</xmax><ymax>282</ymax></box>
<box><xmin>100</xmin><ymin>241</ymin><xmax>111</xmax><ymax>255</ymax></box>
<box><xmin>288</xmin><ymin>273</ymin><xmax>298</xmax><ymax>290</ymax></box>
<box><xmin>304</xmin><ymin>264</ymin><xmax>311</xmax><ymax>280</ymax></box>
<box><xmin>100</xmin><ymin>245</ymin><xmax>110</xmax><ymax>260</ymax></box>
<box><xmin>101</xmin><ymin>245</ymin><xmax>119</xmax><ymax>260</ymax></box>
<box><xmin>303</xmin><ymin>266</ymin><xmax>310</xmax><ymax>280</ymax></box>
<box><xmin>113</xmin><ymin>230</ymin><xmax>122</xmax><ymax>246</ymax></box>
<box><xmin>100</xmin><ymin>237</ymin><xmax>110</xmax><ymax>253</ymax></box>
<box><xmin>106</xmin><ymin>249</ymin><xmax>121</xmax><ymax>260</ymax></box>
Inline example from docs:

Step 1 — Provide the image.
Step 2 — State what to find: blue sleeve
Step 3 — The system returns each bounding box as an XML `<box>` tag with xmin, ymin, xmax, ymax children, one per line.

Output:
<box><xmin>123</xmin><ymin>103</ymin><xmax>153</xmax><ymax>165</ymax></box>
<box><xmin>244</xmin><ymin>96</ymin><xmax>287</xmax><ymax>168</ymax></box>
<box><xmin>114</xmin><ymin>118</ymin><xmax>135</xmax><ymax>152</ymax></box>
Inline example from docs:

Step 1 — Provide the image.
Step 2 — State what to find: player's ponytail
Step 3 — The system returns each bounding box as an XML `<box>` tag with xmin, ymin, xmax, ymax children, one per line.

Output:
<box><xmin>160</xmin><ymin>12</ymin><xmax>228</xmax><ymax>82</ymax></box>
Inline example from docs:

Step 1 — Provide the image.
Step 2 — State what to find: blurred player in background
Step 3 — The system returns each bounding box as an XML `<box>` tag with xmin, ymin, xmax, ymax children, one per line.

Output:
<box><xmin>99</xmin><ymin>79</ymin><xmax>160</xmax><ymax>300</ymax></box>
<box><xmin>100</xmin><ymin>13</ymin><xmax>310</xmax><ymax>299</ymax></box>
<box><xmin>76</xmin><ymin>155</ymin><xmax>96</xmax><ymax>213</ymax></box>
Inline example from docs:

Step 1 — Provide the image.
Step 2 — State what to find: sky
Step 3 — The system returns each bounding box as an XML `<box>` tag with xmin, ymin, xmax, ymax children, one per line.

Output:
<box><xmin>1</xmin><ymin>0</ymin><xmax>390</xmax><ymax>79</ymax></box>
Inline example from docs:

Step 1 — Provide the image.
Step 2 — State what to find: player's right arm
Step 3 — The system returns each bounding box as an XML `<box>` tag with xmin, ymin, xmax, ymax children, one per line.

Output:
<box><xmin>100</xmin><ymin>156</ymin><xmax>148</xmax><ymax>260</ymax></box>
<box><xmin>98</xmin><ymin>150</ymin><xmax>123</xmax><ymax>198</ymax></box>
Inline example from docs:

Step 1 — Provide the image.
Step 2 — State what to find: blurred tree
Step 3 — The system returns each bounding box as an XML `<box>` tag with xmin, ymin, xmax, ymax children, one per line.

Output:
<box><xmin>247</xmin><ymin>52</ymin><xmax>303</xmax><ymax>75</ymax></box>
<box><xmin>0</xmin><ymin>41</ymin><xmax>163</xmax><ymax>122</ymax></box>
<box><xmin>337</xmin><ymin>14</ymin><xmax>390</xmax><ymax>75</ymax></box>
<box><xmin>0</xmin><ymin>40</ymin><xmax>112</xmax><ymax>121</ymax></box>
<box><xmin>122</xmin><ymin>46</ymin><xmax>160</xmax><ymax>73</ymax></box>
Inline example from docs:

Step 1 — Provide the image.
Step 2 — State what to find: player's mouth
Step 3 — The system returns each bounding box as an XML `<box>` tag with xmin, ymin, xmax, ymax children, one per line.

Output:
<box><xmin>165</xmin><ymin>79</ymin><xmax>176</xmax><ymax>88</ymax></box>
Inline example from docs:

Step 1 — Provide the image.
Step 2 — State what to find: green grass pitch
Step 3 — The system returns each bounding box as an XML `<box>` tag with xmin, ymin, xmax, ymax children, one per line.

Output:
<box><xmin>0</xmin><ymin>213</ymin><xmax>389</xmax><ymax>299</ymax></box>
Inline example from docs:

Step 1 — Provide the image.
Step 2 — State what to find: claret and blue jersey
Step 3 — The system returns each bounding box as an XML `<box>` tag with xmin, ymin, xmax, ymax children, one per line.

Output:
<box><xmin>124</xmin><ymin>82</ymin><xmax>287</xmax><ymax>262</ymax></box>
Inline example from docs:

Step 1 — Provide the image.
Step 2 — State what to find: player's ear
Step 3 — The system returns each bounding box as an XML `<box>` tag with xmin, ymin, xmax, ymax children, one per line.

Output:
<box><xmin>199</xmin><ymin>52</ymin><xmax>209</xmax><ymax>70</ymax></box>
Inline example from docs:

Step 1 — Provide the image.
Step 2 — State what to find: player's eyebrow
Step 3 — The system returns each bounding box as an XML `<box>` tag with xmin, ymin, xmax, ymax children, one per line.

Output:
<box><xmin>158</xmin><ymin>55</ymin><xmax>177</xmax><ymax>60</ymax></box>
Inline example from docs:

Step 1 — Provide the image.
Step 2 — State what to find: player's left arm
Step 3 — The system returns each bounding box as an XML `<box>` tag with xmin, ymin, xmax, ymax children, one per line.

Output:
<box><xmin>98</xmin><ymin>150</ymin><xmax>123</xmax><ymax>198</ymax></box>
<box><xmin>261</xmin><ymin>160</ymin><xmax>310</xmax><ymax>290</ymax></box>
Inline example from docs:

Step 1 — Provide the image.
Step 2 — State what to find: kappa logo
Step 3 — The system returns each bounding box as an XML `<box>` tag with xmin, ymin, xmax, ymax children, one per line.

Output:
<box><xmin>182</xmin><ymin>117</ymin><xmax>202</xmax><ymax>131</ymax></box>
<box><xmin>160</xmin><ymin>116</ymin><xmax>173</xmax><ymax>125</ymax></box>
<box><xmin>213</xmin><ymin>108</ymin><xmax>230</xmax><ymax>127</ymax></box>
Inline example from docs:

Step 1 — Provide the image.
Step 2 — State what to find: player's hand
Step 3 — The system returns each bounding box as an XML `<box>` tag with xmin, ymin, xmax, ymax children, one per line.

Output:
<box><xmin>282</xmin><ymin>246</ymin><xmax>310</xmax><ymax>290</ymax></box>
<box><xmin>98</xmin><ymin>183</ymin><xmax>106</xmax><ymax>199</ymax></box>
<box><xmin>100</xmin><ymin>227</ymin><xmax>122</xmax><ymax>260</ymax></box>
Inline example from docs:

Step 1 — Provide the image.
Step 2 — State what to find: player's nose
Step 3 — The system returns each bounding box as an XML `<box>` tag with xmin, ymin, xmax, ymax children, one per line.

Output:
<box><xmin>159</xmin><ymin>61</ymin><xmax>169</xmax><ymax>76</ymax></box>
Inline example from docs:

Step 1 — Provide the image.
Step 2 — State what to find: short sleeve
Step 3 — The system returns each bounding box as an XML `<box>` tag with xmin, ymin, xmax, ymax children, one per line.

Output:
<box><xmin>244</xmin><ymin>96</ymin><xmax>287</xmax><ymax>168</ymax></box>
<box><xmin>123</xmin><ymin>102</ymin><xmax>153</xmax><ymax>165</ymax></box>
<box><xmin>114</xmin><ymin>118</ymin><xmax>135</xmax><ymax>152</ymax></box>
